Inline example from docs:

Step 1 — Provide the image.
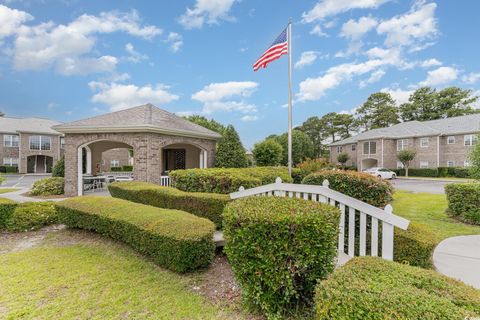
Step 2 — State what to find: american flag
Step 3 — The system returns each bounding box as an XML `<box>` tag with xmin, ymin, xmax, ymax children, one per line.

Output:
<box><xmin>253</xmin><ymin>27</ymin><xmax>288</xmax><ymax>71</ymax></box>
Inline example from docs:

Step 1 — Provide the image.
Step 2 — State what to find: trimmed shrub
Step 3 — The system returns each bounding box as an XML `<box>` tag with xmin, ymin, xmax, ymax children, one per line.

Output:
<box><xmin>224</xmin><ymin>197</ymin><xmax>339</xmax><ymax>318</ymax></box>
<box><xmin>394</xmin><ymin>167</ymin><xmax>470</xmax><ymax>178</ymax></box>
<box><xmin>121</xmin><ymin>165</ymin><xmax>133</xmax><ymax>172</ymax></box>
<box><xmin>30</xmin><ymin>177</ymin><xmax>64</xmax><ymax>196</ymax></box>
<box><xmin>394</xmin><ymin>222</ymin><xmax>439</xmax><ymax>268</ymax></box>
<box><xmin>0</xmin><ymin>166</ymin><xmax>18</xmax><ymax>173</ymax></box>
<box><xmin>108</xmin><ymin>181</ymin><xmax>229</xmax><ymax>228</ymax></box>
<box><xmin>6</xmin><ymin>202</ymin><xmax>57</xmax><ymax>232</ymax></box>
<box><xmin>52</xmin><ymin>156</ymin><xmax>64</xmax><ymax>177</ymax></box>
<box><xmin>110</xmin><ymin>166</ymin><xmax>123</xmax><ymax>172</ymax></box>
<box><xmin>169</xmin><ymin>167</ymin><xmax>293</xmax><ymax>194</ymax></box>
<box><xmin>445</xmin><ymin>183</ymin><xmax>480</xmax><ymax>225</ymax></box>
<box><xmin>302</xmin><ymin>170</ymin><xmax>393</xmax><ymax>207</ymax></box>
<box><xmin>291</xmin><ymin>168</ymin><xmax>309</xmax><ymax>184</ymax></box>
<box><xmin>454</xmin><ymin>167</ymin><xmax>470</xmax><ymax>178</ymax></box>
<box><xmin>0</xmin><ymin>198</ymin><xmax>17</xmax><ymax>229</ymax></box>
<box><xmin>315</xmin><ymin>257</ymin><xmax>480</xmax><ymax>320</ymax></box>
<box><xmin>56</xmin><ymin>196</ymin><xmax>215</xmax><ymax>273</ymax></box>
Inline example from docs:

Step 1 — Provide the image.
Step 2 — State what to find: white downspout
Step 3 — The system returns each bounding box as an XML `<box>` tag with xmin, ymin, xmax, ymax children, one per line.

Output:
<box><xmin>381</xmin><ymin>139</ymin><xmax>384</xmax><ymax>168</ymax></box>
<box><xmin>77</xmin><ymin>147</ymin><xmax>83</xmax><ymax>196</ymax></box>
<box><xmin>437</xmin><ymin>135</ymin><xmax>440</xmax><ymax>167</ymax></box>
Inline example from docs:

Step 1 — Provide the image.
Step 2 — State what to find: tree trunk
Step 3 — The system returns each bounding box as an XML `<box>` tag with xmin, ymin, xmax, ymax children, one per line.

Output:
<box><xmin>405</xmin><ymin>166</ymin><xmax>409</xmax><ymax>177</ymax></box>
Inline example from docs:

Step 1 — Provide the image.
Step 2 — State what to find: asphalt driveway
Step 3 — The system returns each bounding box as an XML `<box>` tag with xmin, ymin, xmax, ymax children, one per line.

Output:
<box><xmin>0</xmin><ymin>174</ymin><xmax>50</xmax><ymax>189</ymax></box>
<box><xmin>391</xmin><ymin>178</ymin><xmax>459</xmax><ymax>194</ymax></box>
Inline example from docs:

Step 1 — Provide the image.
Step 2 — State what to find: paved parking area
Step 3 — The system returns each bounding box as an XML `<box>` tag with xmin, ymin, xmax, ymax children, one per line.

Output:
<box><xmin>0</xmin><ymin>174</ymin><xmax>51</xmax><ymax>189</ymax></box>
<box><xmin>390</xmin><ymin>178</ymin><xmax>457</xmax><ymax>194</ymax></box>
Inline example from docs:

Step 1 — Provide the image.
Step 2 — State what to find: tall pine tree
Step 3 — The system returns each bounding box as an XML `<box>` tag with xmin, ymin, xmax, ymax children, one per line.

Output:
<box><xmin>214</xmin><ymin>125</ymin><xmax>248</xmax><ymax>168</ymax></box>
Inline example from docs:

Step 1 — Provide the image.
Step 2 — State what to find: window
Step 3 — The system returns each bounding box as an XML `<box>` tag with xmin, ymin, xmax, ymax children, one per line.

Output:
<box><xmin>420</xmin><ymin>161</ymin><xmax>429</xmax><ymax>168</ymax></box>
<box><xmin>29</xmin><ymin>135</ymin><xmax>51</xmax><ymax>151</ymax></box>
<box><xmin>447</xmin><ymin>136</ymin><xmax>455</xmax><ymax>144</ymax></box>
<box><xmin>337</xmin><ymin>146</ymin><xmax>342</xmax><ymax>153</ymax></box>
<box><xmin>351</xmin><ymin>144</ymin><xmax>356</xmax><ymax>151</ymax></box>
<box><xmin>447</xmin><ymin>160</ymin><xmax>455</xmax><ymax>167</ymax></box>
<box><xmin>60</xmin><ymin>137</ymin><xmax>65</xmax><ymax>149</ymax></box>
<box><xmin>420</xmin><ymin>137</ymin><xmax>429</xmax><ymax>148</ymax></box>
<box><xmin>363</xmin><ymin>141</ymin><xmax>377</xmax><ymax>155</ymax></box>
<box><xmin>464</xmin><ymin>135</ymin><xmax>477</xmax><ymax>146</ymax></box>
<box><xmin>3</xmin><ymin>135</ymin><xmax>19</xmax><ymax>147</ymax></box>
<box><xmin>3</xmin><ymin>158</ymin><xmax>18</xmax><ymax>166</ymax></box>
<box><xmin>397</xmin><ymin>161</ymin><xmax>404</xmax><ymax>169</ymax></box>
<box><xmin>397</xmin><ymin>139</ymin><xmax>408</xmax><ymax>151</ymax></box>
<box><xmin>110</xmin><ymin>160</ymin><xmax>120</xmax><ymax>167</ymax></box>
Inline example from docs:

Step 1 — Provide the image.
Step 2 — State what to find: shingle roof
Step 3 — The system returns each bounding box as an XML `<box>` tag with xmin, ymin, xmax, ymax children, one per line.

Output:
<box><xmin>0</xmin><ymin>117</ymin><xmax>62</xmax><ymax>135</ymax></box>
<box><xmin>53</xmin><ymin>104</ymin><xmax>222</xmax><ymax>140</ymax></box>
<box><xmin>330</xmin><ymin>113</ymin><xmax>480</xmax><ymax>146</ymax></box>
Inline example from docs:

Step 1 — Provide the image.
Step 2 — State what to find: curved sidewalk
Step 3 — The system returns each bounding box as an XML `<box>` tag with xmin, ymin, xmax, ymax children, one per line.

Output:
<box><xmin>433</xmin><ymin>235</ymin><xmax>480</xmax><ymax>289</ymax></box>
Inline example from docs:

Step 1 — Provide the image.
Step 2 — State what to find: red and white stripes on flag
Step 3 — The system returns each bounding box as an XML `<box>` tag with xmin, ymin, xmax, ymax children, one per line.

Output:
<box><xmin>253</xmin><ymin>27</ymin><xmax>288</xmax><ymax>71</ymax></box>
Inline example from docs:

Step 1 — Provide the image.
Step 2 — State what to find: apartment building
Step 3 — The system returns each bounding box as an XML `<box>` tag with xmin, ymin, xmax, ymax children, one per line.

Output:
<box><xmin>329</xmin><ymin>114</ymin><xmax>480</xmax><ymax>170</ymax></box>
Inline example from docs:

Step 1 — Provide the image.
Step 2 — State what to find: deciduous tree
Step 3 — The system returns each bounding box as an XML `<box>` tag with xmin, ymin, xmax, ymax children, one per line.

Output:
<box><xmin>397</xmin><ymin>149</ymin><xmax>416</xmax><ymax>177</ymax></box>
<box><xmin>252</xmin><ymin>139</ymin><xmax>283</xmax><ymax>166</ymax></box>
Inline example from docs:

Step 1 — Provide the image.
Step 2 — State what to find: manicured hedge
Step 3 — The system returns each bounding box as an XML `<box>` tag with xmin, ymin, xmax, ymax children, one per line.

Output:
<box><xmin>315</xmin><ymin>257</ymin><xmax>480</xmax><ymax>320</ymax></box>
<box><xmin>110</xmin><ymin>167</ymin><xmax>123</xmax><ymax>172</ymax></box>
<box><xmin>0</xmin><ymin>198</ymin><xmax>17</xmax><ymax>229</ymax></box>
<box><xmin>394</xmin><ymin>222</ymin><xmax>439</xmax><ymax>268</ymax></box>
<box><xmin>122</xmin><ymin>165</ymin><xmax>133</xmax><ymax>171</ymax></box>
<box><xmin>169</xmin><ymin>167</ymin><xmax>293</xmax><ymax>194</ymax></box>
<box><xmin>108</xmin><ymin>181</ymin><xmax>229</xmax><ymax>228</ymax></box>
<box><xmin>302</xmin><ymin>170</ymin><xmax>393</xmax><ymax>208</ymax></box>
<box><xmin>445</xmin><ymin>183</ymin><xmax>480</xmax><ymax>225</ymax></box>
<box><xmin>6</xmin><ymin>202</ymin><xmax>57</xmax><ymax>232</ymax></box>
<box><xmin>394</xmin><ymin>167</ymin><xmax>471</xmax><ymax>178</ymax></box>
<box><xmin>0</xmin><ymin>166</ymin><xmax>18</xmax><ymax>173</ymax></box>
<box><xmin>30</xmin><ymin>177</ymin><xmax>64</xmax><ymax>196</ymax></box>
<box><xmin>224</xmin><ymin>197</ymin><xmax>339</xmax><ymax>318</ymax></box>
<box><xmin>56</xmin><ymin>196</ymin><xmax>215</xmax><ymax>273</ymax></box>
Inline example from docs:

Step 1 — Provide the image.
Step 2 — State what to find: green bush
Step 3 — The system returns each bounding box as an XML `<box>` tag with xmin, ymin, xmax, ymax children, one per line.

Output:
<box><xmin>52</xmin><ymin>156</ymin><xmax>64</xmax><ymax>177</ymax></box>
<box><xmin>296</xmin><ymin>158</ymin><xmax>333</xmax><ymax>174</ymax></box>
<box><xmin>0</xmin><ymin>198</ymin><xmax>17</xmax><ymax>229</ymax></box>
<box><xmin>110</xmin><ymin>167</ymin><xmax>123</xmax><ymax>172</ymax></box>
<box><xmin>6</xmin><ymin>202</ymin><xmax>57</xmax><ymax>232</ymax></box>
<box><xmin>394</xmin><ymin>222</ymin><xmax>439</xmax><ymax>268</ymax></box>
<box><xmin>394</xmin><ymin>167</ymin><xmax>470</xmax><ymax>178</ymax></box>
<box><xmin>454</xmin><ymin>167</ymin><xmax>470</xmax><ymax>178</ymax></box>
<box><xmin>169</xmin><ymin>167</ymin><xmax>293</xmax><ymax>194</ymax></box>
<box><xmin>30</xmin><ymin>177</ymin><xmax>64</xmax><ymax>196</ymax></box>
<box><xmin>252</xmin><ymin>139</ymin><xmax>283</xmax><ymax>166</ymax></box>
<box><xmin>56</xmin><ymin>196</ymin><xmax>215</xmax><ymax>273</ymax></box>
<box><xmin>108</xmin><ymin>181</ymin><xmax>229</xmax><ymax>228</ymax></box>
<box><xmin>121</xmin><ymin>165</ymin><xmax>133</xmax><ymax>171</ymax></box>
<box><xmin>224</xmin><ymin>197</ymin><xmax>339</xmax><ymax>318</ymax></box>
<box><xmin>291</xmin><ymin>168</ymin><xmax>309</xmax><ymax>184</ymax></box>
<box><xmin>302</xmin><ymin>170</ymin><xmax>393</xmax><ymax>207</ymax></box>
<box><xmin>445</xmin><ymin>183</ymin><xmax>480</xmax><ymax>225</ymax></box>
<box><xmin>0</xmin><ymin>166</ymin><xmax>18</xmax><ymax>173</ymax></box>
<box><xmin>315</xmin><ymin>257</ymin><xmax>480</xmax><ymax>320</ymax></box>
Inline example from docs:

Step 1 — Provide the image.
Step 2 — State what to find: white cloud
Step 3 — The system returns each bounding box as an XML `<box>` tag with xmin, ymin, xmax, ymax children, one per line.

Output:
<box><xmin>192</xmin><ymin>81</ymin><xmax>258</xmax><ymax>114</ymax></box>
<box><xmin>462</xmin><ymin>72</ymin><xmax>480</xmax><ymax>85</ymax></box>
<box><xmin>381</xmin><ymin>87</ymin><xmax>413</xmax><ymax>104</ymax></box>
<box><xmin>419</xmin><ymin>66</ymin><xmax>458</xmax><ymax>87</ymax></box>
<box><xmin>125</xmin><ymin>43</ymin><xmax>148</xmax><ymax>63</ymax></box>
<box><xmin>420</xmin><ymin>58</ymin><xmax>442</xmax><ymax>68</ymax></box>
<box><xmin>166</xmin><ymin>32</ymin><xmax>183</xmax><ymax>52</ymax></box>
<box><xmin>12</xmin><ymin>8</ymin><xmax>161</xmax><ymax>75</ymax></box>
<box><xmin>0</xmin><ymin>4</ymin><xmax>32</xmax><ymax>39</ymax></box>
<box><xmin>377</xmin><ymin>1</ymin><xmax>437</xmax><ymax>48</ymax></box>
<box><xmin>302</xmin><ymin>0</ymin><xmax>390</xmax><ymax>23</ymax></box>
<box><xmin>310</xmin><ymin>25</ymin><xmax>327</xmax><ymax>37</ymax></box>
<box><xmin>178</xmin><ymin>0</ymin><xmax>237</xmax><ymax>29</ymax></box>
<box><xmin>241</xmin><ymin>115</ymin><xmax>258</xmax><ymax>121</ymax></box>
<box><xmin>295</xmin><ymin>51</ymin><xmax>318</xmax><ymax>69</ymax></box>
<box><xmin>89</xmin><ymin>82</ymin><xmax>179</xmax><ymax>111</ymax></box>
<box><xmin>340</xmin><ymin>16</ymin><xmax>377</xmax><ymax>40</ymax></box>
<box><xmin>359</xmin><ymin>69</ymin><xmax>385</xmax><ymax>88</ymax></box>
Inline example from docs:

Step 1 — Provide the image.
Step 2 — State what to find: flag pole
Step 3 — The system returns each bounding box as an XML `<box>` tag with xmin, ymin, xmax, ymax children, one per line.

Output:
<box><xmin>287</xmin><ymin>19</ymin><xmax>293</xmax><ymax>176</ymax></box>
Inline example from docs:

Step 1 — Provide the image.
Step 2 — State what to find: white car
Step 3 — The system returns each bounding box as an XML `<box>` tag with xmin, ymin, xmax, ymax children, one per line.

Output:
<box><xmin>363</xmin><ymin>167</ymin><xmax>397</xmax><ymax>180</ymax></box>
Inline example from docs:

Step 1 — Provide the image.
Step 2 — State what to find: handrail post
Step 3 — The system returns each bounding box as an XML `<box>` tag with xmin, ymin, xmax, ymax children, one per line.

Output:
<box><xmin>381</xmin><ymin>204</ymin><xmax>394</xmax><ymax>260</ymax></box>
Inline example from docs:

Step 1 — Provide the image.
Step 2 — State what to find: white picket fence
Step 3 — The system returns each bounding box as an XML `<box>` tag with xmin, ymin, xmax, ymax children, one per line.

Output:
<box><xmin>230</xmin><ymin>177</ymin><xmax>410</xmax><ymax>261</ymax></box>
<box><xmin>160</xmin><ymin>176</ymin><xmax>171</xmax><ymax>187</ymax></box>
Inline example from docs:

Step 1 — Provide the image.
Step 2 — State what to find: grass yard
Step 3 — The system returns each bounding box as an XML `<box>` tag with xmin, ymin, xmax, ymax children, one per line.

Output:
<box><xmin>0</xmin><ymin>229</ymin><xmax>235</xmax><ymax>320</ymax></box>
<box><xmin>393</xmin><ymin>190</ymin><xmax>480</xmax><ymax>240</ymax></box>
<box><xmin>0</xmin><ymin>188</ymin><xmax>19</xmax><ymax>194</ymax></box>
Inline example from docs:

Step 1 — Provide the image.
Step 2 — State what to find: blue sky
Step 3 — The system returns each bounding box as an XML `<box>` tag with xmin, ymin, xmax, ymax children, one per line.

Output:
<box><xmin>1</xmin><ymin>0</ymin><xmax>479</xmax><ymax>148</ymax></box>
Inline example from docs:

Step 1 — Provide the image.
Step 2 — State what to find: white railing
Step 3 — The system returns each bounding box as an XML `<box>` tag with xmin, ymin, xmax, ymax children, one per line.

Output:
<box><xmin>160</xmin><ymin>176</ymin><xmax>171</xmax><ymax>187</ymax></box>
<box><xmin>230</xmin><ymin>177</ymin><xmax>409</xmax><ymax>261</ymax></box>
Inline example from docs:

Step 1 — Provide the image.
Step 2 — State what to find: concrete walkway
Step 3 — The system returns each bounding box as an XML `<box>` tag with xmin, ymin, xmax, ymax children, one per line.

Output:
<box><xmin>433</xmin><ymin>235</ymin><xmax>480</xmax><ymax>289</ymax></box>
<box><xmin>0</xmin><ymin>188</ymin><xmax>67</xmax><ymax>203</ymax></box>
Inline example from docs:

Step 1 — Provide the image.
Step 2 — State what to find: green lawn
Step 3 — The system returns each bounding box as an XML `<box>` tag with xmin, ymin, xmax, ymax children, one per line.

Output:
<box><xmin>392</xmin><ymin>190</ymin><xmax>480</xmax><ymax>240</ymax></box>
<box><xmin>0</xmin><ymin>238</ymin><xmax>229</xmax><ymax>319</ymax></box>
<box><xmin>0</xmin><ymin>188</ymin><xmax>19</xmax><ymax>194</ymax></box>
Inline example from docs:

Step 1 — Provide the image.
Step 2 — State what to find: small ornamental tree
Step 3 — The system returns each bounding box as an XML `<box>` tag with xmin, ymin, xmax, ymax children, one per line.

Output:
<box><xmin>252</xmin><ymin>139</ymin><xmax>283</xmax><ymax>166</ymax></box>
<box><xmin>214</xmin><ymin>125</ymin><xmax>248</xmax><ymax>168</ymax></box>
<box><xmin>52</xmin><ymin>156</ymin><xmax>65</xmax><ymax>177</ymax></box>
<box><xmin>337</xmin><ymin>152</ymin><xmax>350</xmax><ymax>167</ymax></box>
<box><xmin>397</xmin><ymin>149</ymin><xmax>416</xmax><ymax>177</ymax></box>
<box><xmin>469</xmin><ymin>135</ymin><xmax>480</xmax><ymax>180</ymax></box>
